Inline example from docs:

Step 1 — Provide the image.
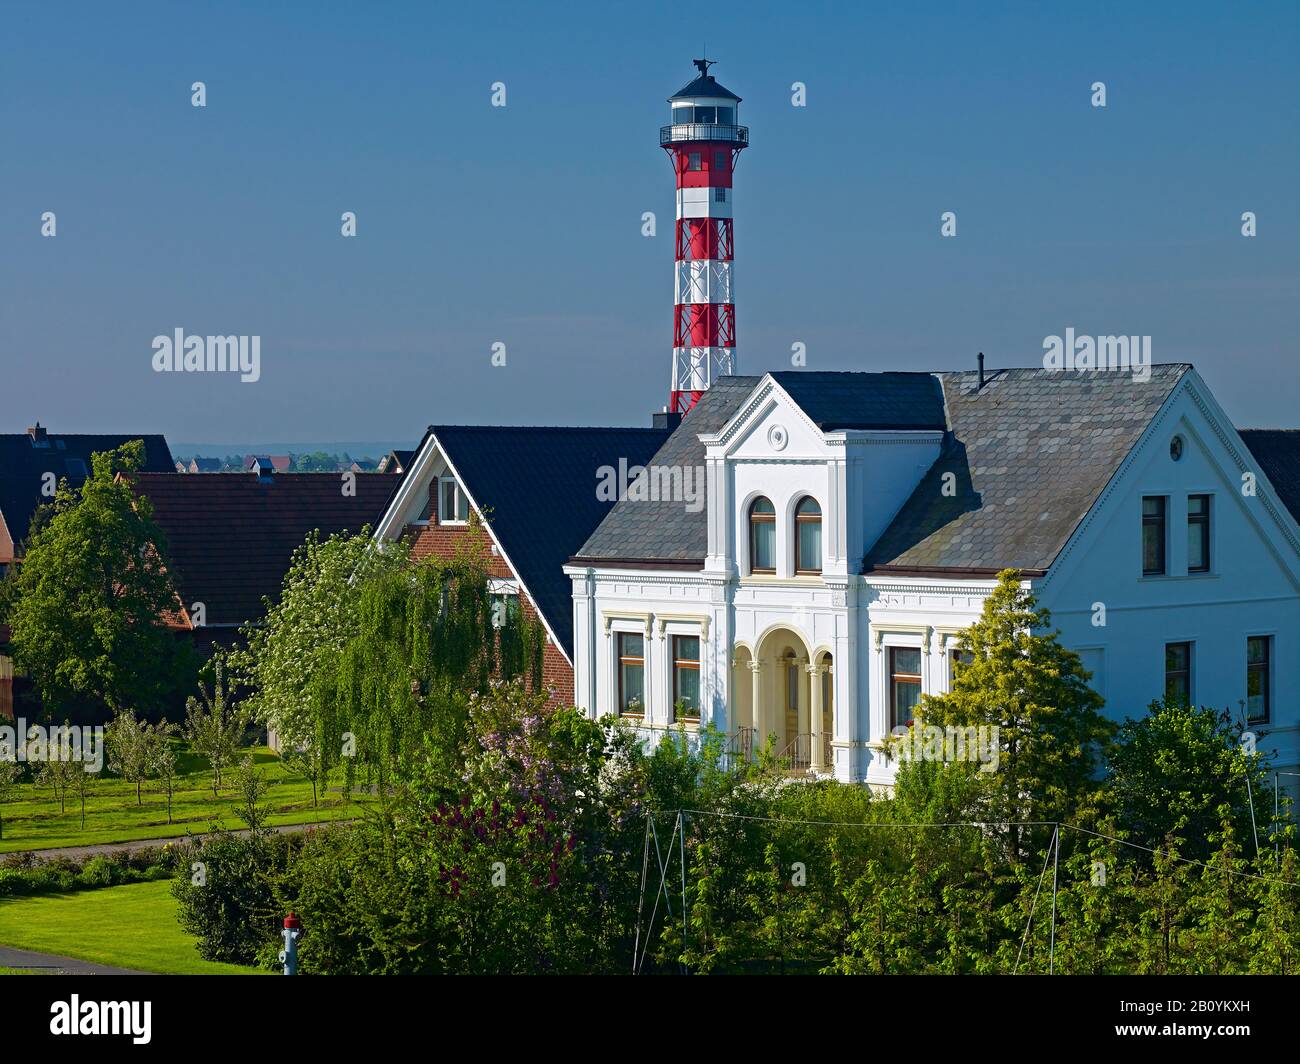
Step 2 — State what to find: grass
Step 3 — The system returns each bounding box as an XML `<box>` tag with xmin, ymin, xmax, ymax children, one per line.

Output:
<box><xmin>0</xmin><ymin>879</ymin><xmax>264</xmax><ymax>974</ymax></box>
<box><xmin>0</xmin><ymin>742</ymin><xmax>368</xmax><ymax>853</ymax></box>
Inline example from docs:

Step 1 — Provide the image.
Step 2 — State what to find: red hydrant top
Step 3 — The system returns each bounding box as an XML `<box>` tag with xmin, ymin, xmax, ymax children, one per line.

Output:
<box><xmin>284</xmin><ymin>912</ymin><xmax>301</xmax><ymax>930</ymax></box>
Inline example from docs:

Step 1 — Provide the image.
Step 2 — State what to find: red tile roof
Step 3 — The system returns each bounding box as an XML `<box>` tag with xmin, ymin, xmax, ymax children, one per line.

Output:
<box><xmin>128</xmin><ymin>471</ymin><xmax>402</xmax><ymax>627</ymax></box>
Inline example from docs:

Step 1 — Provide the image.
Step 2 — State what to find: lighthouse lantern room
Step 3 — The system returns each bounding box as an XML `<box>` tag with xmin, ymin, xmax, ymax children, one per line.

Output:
<box><xmin>661</xmin><ymin>59</ymin><xmax>749</xmax><ymax>414</ymax></box>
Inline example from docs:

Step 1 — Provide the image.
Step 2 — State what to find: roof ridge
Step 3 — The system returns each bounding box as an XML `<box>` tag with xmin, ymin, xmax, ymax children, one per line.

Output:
<box><xmin>430</xmin><ymin>424</ymin><xmax>669</xmax><ymax>432</ymax></box>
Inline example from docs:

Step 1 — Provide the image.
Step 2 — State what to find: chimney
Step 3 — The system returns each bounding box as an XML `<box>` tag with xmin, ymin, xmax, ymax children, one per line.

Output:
<box><xmin>977</xmin><ymin>352</ymin><xmax>985</xmax><ymax>390</ymax></box>
<box><xmin>27</xmin><ymin>422</ymin><xmax>47</xmax><ymax>442</ymax></box>
<box><xmin>652</xmin><ymin>408</ymin><xmax>682</xmax><ymax>432</ymax></box>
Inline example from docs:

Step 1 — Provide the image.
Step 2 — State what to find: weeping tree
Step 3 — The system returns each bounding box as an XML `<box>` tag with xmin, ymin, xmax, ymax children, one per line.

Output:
<box><xmin>232</xmin><ymin>528</ymin><xmax>408</xmax><ymax>751</ymax></box>
<box><xmin>313</xmin><ymin>551</ymin><xmax>545</xmax><ymax>797</ymax></box>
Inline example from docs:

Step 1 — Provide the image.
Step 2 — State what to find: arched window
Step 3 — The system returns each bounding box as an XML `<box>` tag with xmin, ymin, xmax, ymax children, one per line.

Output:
<box><xmin>795</xmin><ymin>496</ymin><xmax>822</xmax><ymax>573</ymax></box>
<box><xmin>749</xmin><ymin>497</ymin><xmax>775</xmax><ymax>573</ymax></box>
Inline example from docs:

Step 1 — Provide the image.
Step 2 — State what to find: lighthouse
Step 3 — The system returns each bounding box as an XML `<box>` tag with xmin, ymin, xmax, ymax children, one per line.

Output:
<box><xmin>662</xmin><ymin>59</ymin><xmax>749</xmax><ymax>414</ymax></box>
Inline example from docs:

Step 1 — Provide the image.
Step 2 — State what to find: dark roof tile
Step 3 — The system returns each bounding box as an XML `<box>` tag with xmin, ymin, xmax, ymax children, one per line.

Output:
<box><xmin>129</xmin><ymin>472</ymin><xmax>401</xmax><ymax>626</ymax></box>
<box><xmin>1239</xmin><ymin>430</ymin><xmax>1300</xmax><ymax>526</ymax></box>
<box><xmin>0</xmin><ymin>431</ymin><xmax>174</xmax><ymax>550</ymax></box>
<box><xmin>431</xmin><ymin>426</ymin><xmax>671</xmax><ymax>655</ymax></box>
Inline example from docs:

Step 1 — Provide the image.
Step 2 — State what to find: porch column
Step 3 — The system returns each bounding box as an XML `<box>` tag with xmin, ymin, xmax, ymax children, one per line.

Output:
<box><xmin>748</xmin><ymin>659</ymin><xmax>764</xmax><ymax>748</ymax></box>
<box><xmin>794</xmin><ymin>655</ymin><xmax>809</xmax><ymax>762</ymax></box>
<box><xmin>807</xmin><ymin>662</ymin><xmax>826</xmax><ymax>772</ymax></box>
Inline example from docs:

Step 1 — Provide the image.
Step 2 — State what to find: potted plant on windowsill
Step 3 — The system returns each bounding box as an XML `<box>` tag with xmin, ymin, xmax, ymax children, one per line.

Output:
<box><xmin>621</xmin><ymin>696</ymin><xmax>644</xmax><ymax>719</ymax></box>
<box><xmin>674</xmin><ymin>700</ymin><xmax>701</xmax><ymax>728</ymax></box>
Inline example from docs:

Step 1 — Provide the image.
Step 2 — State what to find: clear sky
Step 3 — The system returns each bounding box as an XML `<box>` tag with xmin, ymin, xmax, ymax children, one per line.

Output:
<box><xmin>2</xmin><ymin>0</ymin><xmax>1297</xmax><ymax>443</ymax></box>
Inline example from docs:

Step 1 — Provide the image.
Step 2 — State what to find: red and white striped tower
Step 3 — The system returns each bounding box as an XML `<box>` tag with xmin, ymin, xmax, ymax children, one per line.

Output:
<box><xmin>662</xmin><ymin>59</ymin><xmax>749</xmax><ymax>414</ymax></box>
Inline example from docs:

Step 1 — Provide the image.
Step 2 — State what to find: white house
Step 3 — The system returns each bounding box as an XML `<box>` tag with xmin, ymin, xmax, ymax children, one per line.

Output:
<box><xmin>565</xmin><ymin>366</ymin><xmax>1300</xmax><ymax>797</ymax></box>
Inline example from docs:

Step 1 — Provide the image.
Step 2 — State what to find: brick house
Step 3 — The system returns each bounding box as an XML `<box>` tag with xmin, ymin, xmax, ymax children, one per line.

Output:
<box><xmin>372</xmin><ymin>424</ymin><xmax>673</xmax><ymax>704</ymax></box>
<box><xmin>128</xmin><ymin>469</ymin><xmax>403</xmax><ymax>661</ymax></box>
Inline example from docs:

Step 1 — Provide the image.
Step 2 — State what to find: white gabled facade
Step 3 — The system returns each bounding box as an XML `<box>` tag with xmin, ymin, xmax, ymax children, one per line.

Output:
<box><xmin>567</xmin><ymin>370</ymin><xmax>1300</xmax><ymax>799</ymax></box>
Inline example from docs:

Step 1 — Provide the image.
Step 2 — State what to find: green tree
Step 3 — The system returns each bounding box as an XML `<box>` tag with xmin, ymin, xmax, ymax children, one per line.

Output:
<box><xmin>913</xmin><ymin>569</ymin><xmax>1114</xmax><ymax>861</ymax></box>
<box><xmin>282</xmin><ymin>741</ymin><xmax>333</xmax><ymax>809</ymax></box>
<box><xmin>150</xmin><ymin>732</ymin><xmax>181</xmax><ymax>824</ymax></box>
<box><xmin>36</xmin><ymin>731</ymin><xmax>80</xmax><ymax>814</ymax></box>
<box><xmin>232</xmin><ymin>753</ymin><xmax>271</xmax><ymax>832</ymax></box>
<box><xmin>0</xmin><ymin>759</ymin><xmax>21</xmax><ymax>840</ymax></box>
<box><xmin>68</xmin><ymin>758</ymin><xmax>99</xmax><ymax>830</ymax></box>
<box><xmin>311</xmin><ymin>551</ymin><xmax>543</xmax><ymax>794</ymax></box>
<box><xmin>1108</xmin><ymin>700</ymin><xmax>1273</xmax><ymax>862</ymax></box>
<box><xmin>105</xmin><ymin>707</ymin><xmax>153</xmax><ymax>805</ymax></box>
<box><xmin>0</xmin><ymin>441</ymin><xmax>195</xmax><ymax>717</ymax></box>
<box><xmin>232</xmin><ymin>529</ymin><xmax>407</xmax><ymax>750</ymax></box>
<box><xmin>184</xmin><ymin>655</ymin><xmax>248</xmax><ymax>795</ymax></box>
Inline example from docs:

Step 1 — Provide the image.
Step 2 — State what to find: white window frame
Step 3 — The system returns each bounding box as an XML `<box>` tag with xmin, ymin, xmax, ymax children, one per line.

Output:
<box><xmin>438</xmin><ymin>476</ymin><xmax>469</xmax><ymax>526</ymax></box>
<box><xmin>488</xmin><ymin>579</ymin><xmax>519</xmax><ymax>629</ymax></box>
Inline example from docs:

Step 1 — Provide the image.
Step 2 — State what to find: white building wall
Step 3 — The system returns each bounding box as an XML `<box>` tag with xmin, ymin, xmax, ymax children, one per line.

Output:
<box><xmin>1037</xmin><ymin>380</ymin><xmax>1300</xmax><ymax>790</ymax></box>
<box><xmin>569</xmin><ymin>372</ymin><xmax>1300</xmax><ymax>797</ymax></box>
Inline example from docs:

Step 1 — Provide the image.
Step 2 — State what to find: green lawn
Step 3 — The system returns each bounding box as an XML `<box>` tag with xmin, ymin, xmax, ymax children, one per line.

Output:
<box><xmin>0</xmin><ymin>879</ymin><xmax>264</xmax><ymax>974</ymax></box>
<box><xmin>0</xmin><ymin>742</ymin><xmax>367</xmax><ymax>853</ymax></box>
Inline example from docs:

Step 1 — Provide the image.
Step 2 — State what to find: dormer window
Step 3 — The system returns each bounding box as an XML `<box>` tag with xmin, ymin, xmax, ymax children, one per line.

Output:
<box><xmin>794</xmin><ymin>497</ymin><xmax>822</xmax><ymax>574</ymax></box>
<box><xmin>749</xmin><ymin>497</ymin><xmax>775</xmax><ymax>573</ymax></box>
<box><xmin>439</xmin><ymin>477</ymin><xmax>469</xmax><ymax>525</ymax></box>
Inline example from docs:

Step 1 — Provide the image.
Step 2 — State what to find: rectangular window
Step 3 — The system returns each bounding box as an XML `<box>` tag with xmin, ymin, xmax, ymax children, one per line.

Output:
<box><xmin>618</xmin><ymin>633</ymin><xmax>645</xmax><ymax>717</ymax></box>
<box><xmin>713</xmin><ymin>151</ymin><xmax>727</xmax><ymax>170</ymax></box>
<box><xmin>439</xmin><ymin>477</ymin><xmax>469</xmax><ymax>524</ymax></box>
<box><xmin>693</xmin><ymin>106</ymin><xmax>716</xmax><ymax>124</ymax></box>
<box><xmin>713</xmin><ymin>186</ymin><xmax>727</xmax><ymax>203</ymax></box>
<box><xmin>889</xmin><ymin>647</ymin><xmax>922</xmax><ymax>731</ymax></box>
<box><xmin>716</xmin><ymin>106</ymin><xmax>734</xmax><ymax>125</ymax></box>
<box><xmin>489</xmin><ymin>592</ymin><xmax>519</xmax><ymax>629</ymax></box>
<box><xmin>1188</xmin><ymin>494</ymin><xmax>1210</xmax><ymax>573</ymax></box>
<box><xmin>1165</xmin><ymin>641</ymin><xmax>1192</xmax><ymax>705</ymax></box>
<box><xmin>1247</xmin><ymin>636</ymin><xmax>1270</xmax><ymax>724</ymax></box>
<box><xmin>1142</xmin><ymin>496</ymin><xmax>1166</xmax><ymax>576</ymax></box>
<box><xmin>672</xmin><ymin>635</ymin><xmax>701</xmax><ymax>722</ymax></box>
<box><xmin>688</xmin><ymin>152</ymin><xmax>702</xmax><ymax>171</ymax></box>
<box><xmin>671</xmin><ymin>105</ymin><xmax>692</xmax><ymax>124</ymax></box>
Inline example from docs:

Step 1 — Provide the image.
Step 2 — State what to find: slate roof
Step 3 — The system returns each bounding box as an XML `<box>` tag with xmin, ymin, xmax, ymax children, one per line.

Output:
<box><xmin>430</xmin><ymin>426</ymin><xmax>672</xmax><ymax>656</ymax></box>
<box><xmin>129</xmin><ymin>472</ymin><xmax>403</xmax><ymax>627</ymax></box>
<box><xmin>575</xmin><ymin>366</ymin><xmax>1192</xmax><ymax>574</ymax></box>
<box><xmin>0</xmin><ymin>429</ymin><xmax>174</xmax><ymax>552</ymax></box>
<box><xmin>770</xmin><ymin>372</ymin><xmax>946</xmax><ymax>431</ymax></box>
<box><xmin>575</xmin><ymin>377</ymin><xmax>760</xmax><ymax>565</ymax></box>
<box><xmin>1239</xmin><ymin>430</ymin><xmax>1300</xmax><ymax>526</ymax></box>
<box><xmin>670</xmin><ymin>73</ymin><xmax>741</xmax><ymax>101</ymax></box>
<box><xmin>865</xmin><ymin>366</ymin><xmax>1189</xmax><ymax>572</ymax></box>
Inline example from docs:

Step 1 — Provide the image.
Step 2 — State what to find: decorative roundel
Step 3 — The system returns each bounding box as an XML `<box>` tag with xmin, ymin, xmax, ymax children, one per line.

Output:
<box><xmin>1170</xmin><ymin>435</ymin><xmax>1184</xmax><ymax>462</ymax></box>
<box><xmin>767</xmin><ymin>424</ymin><xmax>789</xmax><ymax>451</ymax></box>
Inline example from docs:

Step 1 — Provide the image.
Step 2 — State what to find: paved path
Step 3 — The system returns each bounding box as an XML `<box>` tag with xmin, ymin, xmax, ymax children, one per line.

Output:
<box><xmin>6</xmin><ymin>819</ymin><xmax>351</xmax><ymax>861</ymax></box>
<box><xmin>0</xmin><ymin>944</ymin><xmax>145</xmax><ymax>975</ymax></box>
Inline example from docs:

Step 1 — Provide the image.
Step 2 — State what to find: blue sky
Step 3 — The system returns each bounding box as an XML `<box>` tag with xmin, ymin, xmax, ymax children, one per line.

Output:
<box><xmin>2</xmin><ymin>0</ymin><xmax>1296</xmax><ymax>444</ymax></box>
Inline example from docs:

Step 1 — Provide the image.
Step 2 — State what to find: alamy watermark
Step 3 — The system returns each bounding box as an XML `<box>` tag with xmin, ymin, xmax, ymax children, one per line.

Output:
<box><xmin>596</xmin><ymin>458</ymin><xmax>705</xmax><ymax>514</ymax></box>
<box><xmin>889</xmin><ymin>723</ymin><xmax>1000</xmax><ymax>773</ymax></box>
<box><xmin>1042</xmin><ymin>327</ymin><xmax>1151</xmax><ymax>382</ymax></box>
<box><xmin>0</xmin><ymin>719</ymin><xmax>104</xmax><ymax>773</ymax></box>
<box><xmin>151</xmin><ymin>328</ymin><xmax>261</xmax><ymax>383</ymax></box>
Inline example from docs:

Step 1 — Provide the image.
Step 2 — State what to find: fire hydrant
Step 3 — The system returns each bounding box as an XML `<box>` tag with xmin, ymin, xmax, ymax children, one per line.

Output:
<box><xmin>280</xmin><ymin>912</ymin><xmax>301</xmax><ymax>975</ymax></box>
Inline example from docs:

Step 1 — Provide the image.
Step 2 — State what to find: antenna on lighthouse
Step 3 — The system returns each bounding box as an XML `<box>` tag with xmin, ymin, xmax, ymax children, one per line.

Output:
<box><xmin>662</xmin><ymin>59</ymin><xmax>749</xmax><ymax>414</ymax></box>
